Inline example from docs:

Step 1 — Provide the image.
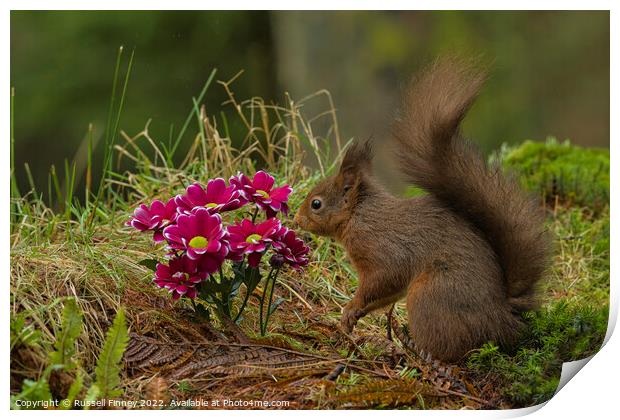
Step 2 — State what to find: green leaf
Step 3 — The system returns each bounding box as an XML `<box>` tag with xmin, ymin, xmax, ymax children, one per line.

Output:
<box><xmin>230</xmin><ymin>275</ymin><xmax>244</xmax><ymax>295</ymax></box>
<box><xmin>244</xmin><ymin>265</ymin><xmax>262</xmax><ymax>289</ymax></box>
<box><xmin>93</xmin><ymin>308</ymin><xmax>129</xmax><ymax>399</ymax></box>
<box><xmin>269</xmin><ymin>297</ymin><xmax>286</xmax><ymax>315</ymax></box>
<box><xmin>12</xmin><ymin>378</ymin><xmax>53</xmax><ymax>409</ymax></box>
<box><xmin>60</xmin><ymin>371</ymin><xmax>84</xmax><ymax>409</ymax></box>
<box><xmin>49</xmin><ymin>298</ymin><xmax>83</xmax><ymax>369</ymax></box>
<box><xmin>11</xmin><ymin>312</ymin><xmax>41</xmax><ymax>350</ymax></box>
<box><xmin>199</xmin><ymin>278</ymin><xmax>223</xmax><ymax>295</ymax></box>
<box><xmin>138</xmin><ymin>258</ymin><xmax>159</xmax><ymax>271</ymax></box>
<box><xmin>83</xmin><ymin>384</ymin><xmax>101</xmax><ymax>410</ymax></box>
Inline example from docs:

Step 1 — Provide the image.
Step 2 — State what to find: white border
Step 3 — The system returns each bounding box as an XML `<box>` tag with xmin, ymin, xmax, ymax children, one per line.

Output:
<box><xmin>4</xmin><ymin>3</ymin><xmax>617</xmax><ymax>419</ymax></box>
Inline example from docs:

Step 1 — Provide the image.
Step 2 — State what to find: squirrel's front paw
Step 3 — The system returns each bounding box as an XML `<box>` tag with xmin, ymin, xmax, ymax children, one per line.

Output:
<box><xmin>341</xmin><ymin>305</ymin><xmax>364</xmax><ymax>333</ymax></box>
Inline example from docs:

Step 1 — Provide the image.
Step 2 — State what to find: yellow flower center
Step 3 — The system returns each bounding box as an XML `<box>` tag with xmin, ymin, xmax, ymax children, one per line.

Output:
<box><xmin>256</xmin><ymin>189</ymin><xmax>269</xmax><ymax>199</ymax></box>
<box><xmin>246</xmin><ymin>234</ymin><xmax>262</xmax><ymax>244</ymax></box>
<box><xmin>204</xmin><ymin>202</ymin><xmax>218</xmax><ymax>208</ymax></box>
<box><xmin>188</xmin><ymin>236</ymin><xmax>208</xmax><ymax>249</ymax></box>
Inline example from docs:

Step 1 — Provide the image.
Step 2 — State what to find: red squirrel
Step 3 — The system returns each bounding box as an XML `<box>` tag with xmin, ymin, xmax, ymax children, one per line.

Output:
<box><xmin>294</xmin><ymin>57</ymin><xmax>552</xmax><ymax>362</ymax></box>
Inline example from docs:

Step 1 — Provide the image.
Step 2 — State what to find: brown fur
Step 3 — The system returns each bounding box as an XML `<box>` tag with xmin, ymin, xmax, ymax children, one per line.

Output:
<box><xmin>294</xmin><ymin>57</ymin><xmax>552</xmax><ymax>362</ymax></box>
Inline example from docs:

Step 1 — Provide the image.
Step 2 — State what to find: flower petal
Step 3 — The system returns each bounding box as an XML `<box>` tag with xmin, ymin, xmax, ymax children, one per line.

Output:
<box><xmin>253</xmin><ymin>171</ymin><xmax>274</xmax><ymax>191</ymax></box>
<box><xmin>198</xmin><ymin>255</ymin><xmax>223</xmax><ymax>273</ymax></box>
<box><xmin>269</xmin><ymin>185</ymin><xmax>292</xmax><ymax>203</ymax></box>
<box><xmin>153</xmin><ymin>230</ymin><xmax>165</xmax><ymax>242</ymax></box>
<box><xmin>186</xmin><ymin>183</ymin><xmax>208</xmax><ymax>205</ymax></box>
<box><xmin>247</xmin><ymin>252</ymin><xmax>263</xmax><ymax>267</ymax></box>
<box><xmin>206</xmin><ymin>178</ymin><xmax>227</xmax><ymax>199</ymax></box>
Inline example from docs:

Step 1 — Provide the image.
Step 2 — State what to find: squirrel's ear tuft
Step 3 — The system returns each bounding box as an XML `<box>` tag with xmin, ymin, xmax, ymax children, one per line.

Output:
<box><xmin>338</xmin><ymin>139</ymin><xmax>374</xmax><ymax>190</ymax></box>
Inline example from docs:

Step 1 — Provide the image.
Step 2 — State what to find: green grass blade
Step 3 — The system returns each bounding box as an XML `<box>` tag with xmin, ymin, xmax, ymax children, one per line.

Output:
<box><xmin>11</xmin><ymin>87</ymin><xmax>20</xmax><ymax>198</ymax></box>
<box><xmin>50</xmin><ymin>165</ymin><xmax>62</xmax><ymax>209</ymax></box>
<box><xmin>23</xmin><ymin>162</ymin><xmax>36</xmax><ymax>194</ymax></box>
<box><xmin>86</xmin><ymin>123</ymin><xmax>93</xmax><ymax>206</ymax></box>
<box><xmin>90</xmin><ymin>47</ymin><xmax>134</xmax><ymax>226</ymax></box>
<box><xmin>109</xmin><ymin>48</ymin><xmax>135</xmax><ymax>172</ymax></box>
<box><xmin>170</xmin><ymin>68</ymin><xmax>217</xmax><ymax>161</ymax></box>
<box><xmin>102</xmin><ymin>46</ymin><xmax>124</xmax><ymax>174</ymax></box>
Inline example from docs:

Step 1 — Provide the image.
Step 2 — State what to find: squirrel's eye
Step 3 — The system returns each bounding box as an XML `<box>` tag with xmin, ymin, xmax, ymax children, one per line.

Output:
<box><xmin>311</xmin><ymin>199</ymin><xmax>322</xmax><ymax>210</ymax></box>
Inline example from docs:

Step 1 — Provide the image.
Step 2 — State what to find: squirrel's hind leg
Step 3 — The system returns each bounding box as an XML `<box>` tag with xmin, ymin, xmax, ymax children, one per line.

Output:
<box><xmin>405</xmin><ymin>269</ymin><xmax>520</xmax><ymax>362</ymax></box>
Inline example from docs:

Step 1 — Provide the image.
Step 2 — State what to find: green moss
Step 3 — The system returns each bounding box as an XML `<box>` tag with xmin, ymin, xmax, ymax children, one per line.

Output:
<box><xmin>492</xmin><ymin>137</ymin><xmax>609</xmax><ymax>210</ymax></box>
<box><xmin>468</xmin><ymin>300</ymin><xmax>608</xmax><ymax>406</ymax></box>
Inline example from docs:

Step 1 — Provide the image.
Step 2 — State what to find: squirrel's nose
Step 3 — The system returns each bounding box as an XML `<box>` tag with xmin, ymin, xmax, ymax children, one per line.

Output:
<box><xmin>293</xmin><ymin>212</ymin><xmax>302</xmax><ymax>228</ymax></box>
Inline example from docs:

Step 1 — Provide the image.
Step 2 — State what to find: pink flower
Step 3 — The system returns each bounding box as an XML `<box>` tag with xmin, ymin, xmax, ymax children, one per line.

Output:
<box><xmin>162</xmin><ymin>208</ymin><xmax>228</xmax><ymax>270</ymax></box>
<box><xmin>175</xmin><ymin>179</ymin><xmax>246</xmax><ymax>215</ymax></box>
<box><xmin>271</xmin><ymin>228</ymin><xmax>310</xmax><ymax>270</ymax></box>
<box><xmin>230</xmin><ymin>171</ymin><xmax>292</xmax><ymax>217</ymax></box>
<box><xmin>127</xmin><ymin>198</ymin><xmax>178</xmax><ymax>242</ymax></box>
<box><xmin>153</xmin><ymin>255</ymin><xmax>206</xmax><ymax>300</ymax></box>
<box><xmin>228</xmin><ymin>218</ymin><xmax>281</xmax><ymax>267</ymax></box>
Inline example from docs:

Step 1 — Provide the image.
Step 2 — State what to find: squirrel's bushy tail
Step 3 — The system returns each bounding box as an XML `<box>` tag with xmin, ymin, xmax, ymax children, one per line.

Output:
<box><xmin>393</xmin><ymin>57</ymin><xmax>551</xmax><ymax>311</ymax></box>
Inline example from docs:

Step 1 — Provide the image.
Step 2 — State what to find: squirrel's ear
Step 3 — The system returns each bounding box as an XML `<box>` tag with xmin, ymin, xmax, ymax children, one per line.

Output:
<box><xmin>338</xmin><ymin>139</ymin><xmax>374</xmax><ymax>191</ymax></box>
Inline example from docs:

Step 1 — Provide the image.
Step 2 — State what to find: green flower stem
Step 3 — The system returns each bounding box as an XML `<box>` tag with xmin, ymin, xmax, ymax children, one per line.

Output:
<box><xmin>207</xmin><ymin>274</ymin><xmax>230</xmax><ymax>318</ymax></box>
<box><xmin>259</xmin><ymin>267</ymin><xmax>277</xmax><ymax>336</ymax></box>
<box><xmin>263</xmin><ymin>267</ymin><xmax>281</xmax><ymax>334</ymax></box>
<box><xmin>219</xmin><ymin>267</ymin><xmax>232</xmax><ymax>318</ymax></box>
<box><xmin>251</xmin><ymin>206</ymin><xmax>259</xmax><ymax>223</ymax></box>
<box><xmin>233</xmin><ymin>292</ymin><xmax>251</xmax><ymax>323</ymax></box>
<box><xmin>233</xmin><ymin>265</ymin><xmax>258</xmax><ymax>322</ymax></box>
<box><xmin>258</xmin><ymin>267</ymin><xmax>276</xmax><ymax>335</ymax></box>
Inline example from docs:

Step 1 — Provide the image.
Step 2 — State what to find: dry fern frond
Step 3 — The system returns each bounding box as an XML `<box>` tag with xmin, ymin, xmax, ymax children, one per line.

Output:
<box><xmin>125</xmin><ymin>333</ymin><xmax>333</xmax><ymax>381</ymax></box>
<box><xmin>333</xmin><ymin>378</ymin><xmax>446</xmax><ymax>409</ymax></box>
<box><xmin>145</xmin><ymin>377</ymin><xmax>171</xmax><ymax>407</ymax></box>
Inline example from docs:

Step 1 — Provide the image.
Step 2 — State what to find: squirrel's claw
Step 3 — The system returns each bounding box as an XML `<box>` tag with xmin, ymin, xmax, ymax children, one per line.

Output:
<box><xmin>341</xmin><ymin>305</ymin><xmax>364</xmax><ymax>333</ymax></box>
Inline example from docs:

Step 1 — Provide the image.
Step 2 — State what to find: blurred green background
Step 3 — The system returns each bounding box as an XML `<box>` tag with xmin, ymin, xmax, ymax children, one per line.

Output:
<box><xmin>10</xmin><ymin>10</ymin><xmax>609</xmax><ymax>194</ymax></box>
